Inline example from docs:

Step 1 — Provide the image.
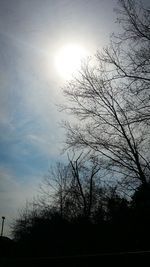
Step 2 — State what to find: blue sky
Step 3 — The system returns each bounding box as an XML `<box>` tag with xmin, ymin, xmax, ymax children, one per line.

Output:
<box><xmin>2</xmin><ymin>0</ymin><xmax>149</xmax><ymax>236</ymax></box>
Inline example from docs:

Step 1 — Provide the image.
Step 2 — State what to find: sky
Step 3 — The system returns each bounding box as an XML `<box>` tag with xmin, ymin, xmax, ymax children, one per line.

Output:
<box><xmin>0</xmin><ymin>0</ymin><xmax>148</xmax><ymax>237</ymax></box>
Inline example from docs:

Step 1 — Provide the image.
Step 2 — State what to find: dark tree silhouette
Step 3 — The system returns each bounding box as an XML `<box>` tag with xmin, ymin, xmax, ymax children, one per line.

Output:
<box><xmin>11</xmin><ymin>184</ymin><xmax>131</xmax><ymax>257</ymax></box>
<box><xmin>62</xmin><ymin>0</ymin><xmax>150</xmax><ymax>190</ymax></box>
<box><xmin>38</xmin><ymin>156</ymin><xmax>106</xmax><ymax>221</ymax></box>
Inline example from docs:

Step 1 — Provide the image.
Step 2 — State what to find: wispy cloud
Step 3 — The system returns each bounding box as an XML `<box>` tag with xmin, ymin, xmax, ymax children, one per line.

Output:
<box><xmin>0</xmin><ymin>0</ymin><xmax>117</xmax><ymax>237</ymax></box>
<box><xmin>0</xmin><ymin>163</ymin><xmax>41</xmax><ymax>237</ymax></box>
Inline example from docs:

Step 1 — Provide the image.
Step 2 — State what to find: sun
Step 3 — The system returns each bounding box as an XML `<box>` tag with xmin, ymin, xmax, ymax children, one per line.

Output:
<box><xmin>54</xmin><ymin>44</ymin><xmax>87</xmax><ymax>80</ymax></box>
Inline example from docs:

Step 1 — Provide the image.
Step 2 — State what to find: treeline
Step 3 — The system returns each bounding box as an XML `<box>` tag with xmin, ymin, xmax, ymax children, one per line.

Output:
<box><xmin>11</xmin><ymin>157</ymin><xmax>150</xmax><ymax>257</ymax></box>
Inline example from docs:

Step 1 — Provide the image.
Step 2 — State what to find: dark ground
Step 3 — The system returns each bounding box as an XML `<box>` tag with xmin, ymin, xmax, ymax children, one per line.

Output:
<box><xmin>1</xmin><ymin>251</ymin><xmax>150</xmax><ymax>267</ymax></box>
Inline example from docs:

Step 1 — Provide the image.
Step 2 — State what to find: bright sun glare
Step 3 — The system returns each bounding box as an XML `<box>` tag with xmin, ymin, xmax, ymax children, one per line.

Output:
<box><xmin>55</xmin><ymin>44</ymin><xmax>88</xmax><ymax>80</ymax></box>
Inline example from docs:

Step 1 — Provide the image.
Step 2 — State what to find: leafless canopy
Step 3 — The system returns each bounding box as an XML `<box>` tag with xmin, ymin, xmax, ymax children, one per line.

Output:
<box><xmin>62</xmin><ymin>0</ymin><xmax>150</xmax><ymax>188</ymax></box>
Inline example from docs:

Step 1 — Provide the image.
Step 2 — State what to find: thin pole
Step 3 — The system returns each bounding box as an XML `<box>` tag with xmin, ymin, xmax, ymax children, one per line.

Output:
<box><xmin>1</xmin><ymin>216</ymin><xmax>5</xmax><ymax>237</ymax></box>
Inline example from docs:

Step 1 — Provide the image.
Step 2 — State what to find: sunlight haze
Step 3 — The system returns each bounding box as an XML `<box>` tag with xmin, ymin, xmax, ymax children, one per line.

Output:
<box><xmin>54</xmin><ymin>43</ymin><xmax>88</xmax><ymax>80</ymax></box>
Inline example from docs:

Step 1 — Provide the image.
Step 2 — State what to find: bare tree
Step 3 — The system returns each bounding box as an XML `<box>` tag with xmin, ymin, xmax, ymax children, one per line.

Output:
<box><xmin>38</xmin><ymin>162</ymin><xmax>72</xmax><ymax>218</ymax></box>
<box><xmin>38</xmin><ymin>156</ymin><xmax>105</xmax><ymax>220</ymax></box>
<box><xmin>62</xmin><ymin>0</ymin><xmax>150</xmax><ymax>189</ymax></box>
<box><xmin>68</xmin><ymin>154</ymin><xmax>101</xmax><ymax>218</ymax></box>
<box><xmin>11</xmin><ymin>201</ymin><xmax>40</xmax><ymax>241</ymax></box>
<box><xmin>100</xmin><ymin>0</ymin><xmax>150</xmax><ymax>124</ymax></box>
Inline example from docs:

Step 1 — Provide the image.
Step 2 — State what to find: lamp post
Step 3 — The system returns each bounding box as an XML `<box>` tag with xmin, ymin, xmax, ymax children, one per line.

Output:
<box><xmin>1</xmin><ymin>216</ymin><xmax>5</xmax><ymax>237</ymax></box>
